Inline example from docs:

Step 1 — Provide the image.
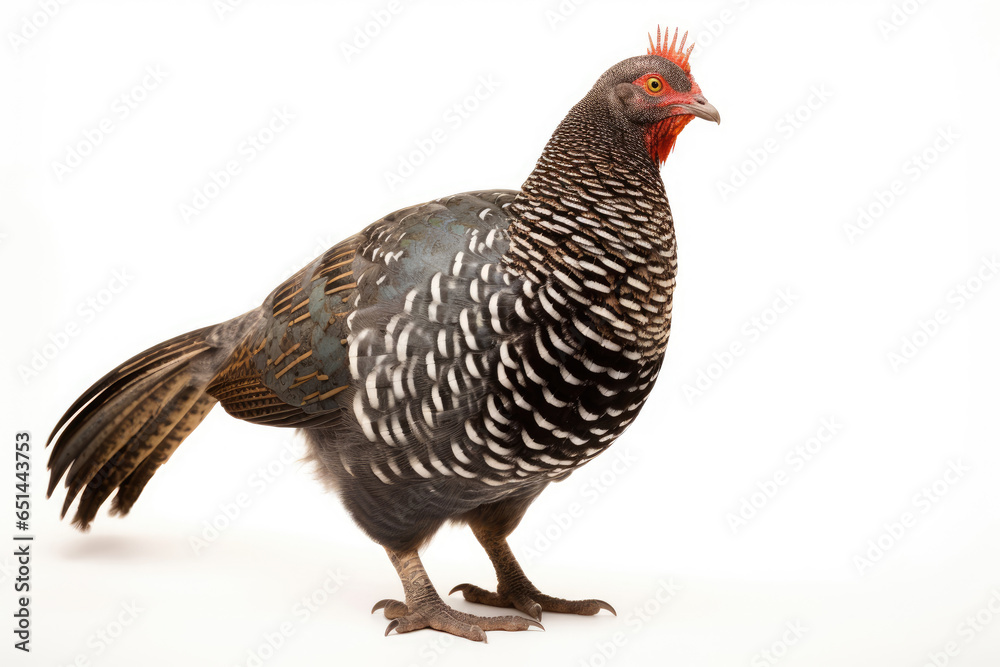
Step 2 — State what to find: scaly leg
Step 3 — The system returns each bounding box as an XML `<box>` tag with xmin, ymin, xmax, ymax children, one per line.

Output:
<box><xmin>373</xmin><ymin>546</ymin><xmax>543</xmax><ymax>641</ymax></box>
<box><xmin>450</xmin><ymin>522</ymin><xmax>616</xmax><ymax>621</ymax></box>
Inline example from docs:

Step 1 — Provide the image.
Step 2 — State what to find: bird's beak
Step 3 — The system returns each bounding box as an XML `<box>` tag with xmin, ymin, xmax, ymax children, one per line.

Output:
<box><xmin>673</xmin><ymin>95</ymin><xmax>721</xmax><ymax>124</ymax></box>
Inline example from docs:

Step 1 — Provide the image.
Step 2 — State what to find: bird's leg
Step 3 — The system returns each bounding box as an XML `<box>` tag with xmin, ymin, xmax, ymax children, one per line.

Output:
<box><xmin>372</xmin><ymin>546</ymin><xmax>542</xmax><ymax>641</ymax></box>
<box><xmin>450</xmin><ymin>525</ymin><xmax>616</xmax><ymax>621</ymax></box>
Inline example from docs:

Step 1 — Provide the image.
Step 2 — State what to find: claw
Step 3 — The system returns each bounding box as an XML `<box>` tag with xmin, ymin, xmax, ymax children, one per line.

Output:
<box><xmin>384</xmin><ymin>619</ymin><xmax>399</xmax><ymax>637</ymax></box>
<box><xmin>595</xmin><ymin>600</ymin><xmax>617</xmax><ymax>616</ymax></box>
<box><xmin>527</xmin><ymin>602</ymin><xmax>543</xmax><ymax>621</ymax></box>
<box><xmin>371</xmin><ymin>599</ymin><xmax>391</xmax><ymax>614</ymax></box>
<box><xmin>525</xmin><ymin>618</ymin><xmax>545</xmax><ymax>630</ymax></box>
<box><xmin>449</xmin><ymin>583</ymin><xmax>471</xmax><ymax>596</ymax></box>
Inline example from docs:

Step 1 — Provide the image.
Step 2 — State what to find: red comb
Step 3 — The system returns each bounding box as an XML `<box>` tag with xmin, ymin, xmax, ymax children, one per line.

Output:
<box><xmin>647</xmin><ymin>26</ymin><xmax>694</xmax><ymax>74</ymax></box>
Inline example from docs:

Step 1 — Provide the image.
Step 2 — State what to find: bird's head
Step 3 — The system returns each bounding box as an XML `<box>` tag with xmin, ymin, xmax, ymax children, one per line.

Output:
<box><xmin>593</xmin><ymin>27</ymin><xmax>720</xmax><ymax>165</ymax></box>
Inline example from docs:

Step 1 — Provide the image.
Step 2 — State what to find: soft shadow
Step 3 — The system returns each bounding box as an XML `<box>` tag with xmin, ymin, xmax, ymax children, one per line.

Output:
<box><xmin>55</xmin><ymin>534</ymin><xmax>186</xmax><ymax>561</ymax></box>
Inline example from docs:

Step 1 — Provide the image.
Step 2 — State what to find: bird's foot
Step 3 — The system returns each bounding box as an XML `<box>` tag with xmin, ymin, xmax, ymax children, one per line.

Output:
<box><xmin>449</xmin><ymin>580</ymin><xmax>615</xmax><ymax>621</ymax></box>
<box><xmin>372</xmin><ymin>596</ymin><xmax>543</xmax><ymax>642</ymax></box>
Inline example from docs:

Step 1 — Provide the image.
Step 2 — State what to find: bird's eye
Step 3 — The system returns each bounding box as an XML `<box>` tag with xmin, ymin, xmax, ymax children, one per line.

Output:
<box><xmin>645</xmin><ymin>76</ymin><xmax>665</xmax><ymax>94</ymax></box>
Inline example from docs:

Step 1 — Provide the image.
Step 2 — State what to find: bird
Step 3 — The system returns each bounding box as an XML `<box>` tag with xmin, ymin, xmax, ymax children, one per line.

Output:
<box><xmin>47</xmin><ymin>26</ymin><xmax>719</xmax><ymax>642</ymax></box>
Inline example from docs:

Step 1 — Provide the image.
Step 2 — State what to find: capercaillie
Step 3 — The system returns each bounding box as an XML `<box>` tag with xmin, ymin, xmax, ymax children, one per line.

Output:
<box><xmin>47</xmin><ymin>27</ymin><xmax>719</xmax><ymax>641</ymax></box>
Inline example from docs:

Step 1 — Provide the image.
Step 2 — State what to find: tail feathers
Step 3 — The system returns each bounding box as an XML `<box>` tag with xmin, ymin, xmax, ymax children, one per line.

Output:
<box><xmin>64</xmin><ymin>372</ymin><xmax>209</xmax><ymax>528</ymax></box>
<box><xmin>108</xmin><ymin>394</ymin><xmax>216</xmax><ymax>518</ymax></box>
<box><xmin>46</xmin><ymin>320</ymin><xmax>249</xmax><ymax>530</ymax></box>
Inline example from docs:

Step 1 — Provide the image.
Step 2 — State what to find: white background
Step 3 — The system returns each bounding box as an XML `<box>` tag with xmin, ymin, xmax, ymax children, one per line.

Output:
<box><xmin>3</xmin><ymin>0</ymin><xmax>1000</xmax><ymax>665</ymax></box>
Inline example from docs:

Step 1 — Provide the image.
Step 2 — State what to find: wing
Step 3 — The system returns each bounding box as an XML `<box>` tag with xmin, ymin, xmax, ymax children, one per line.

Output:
<box><xmin>206</xmin><ymin>190</ymin><xmax>520</xmax><ymax>428</ymax></box>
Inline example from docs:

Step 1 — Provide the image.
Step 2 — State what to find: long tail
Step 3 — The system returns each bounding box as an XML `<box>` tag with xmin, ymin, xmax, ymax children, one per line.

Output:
<box><xmin>46</xmin><ymin>312</ymin><xmax>259</xmax><ymax>530</ymax></box>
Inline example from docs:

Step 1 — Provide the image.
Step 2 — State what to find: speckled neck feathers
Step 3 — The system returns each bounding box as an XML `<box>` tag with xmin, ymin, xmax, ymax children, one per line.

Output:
<box><xmin>504</xmin><ymin>98</ymin><xmax>678</xmax><ymax>358</ymax></box>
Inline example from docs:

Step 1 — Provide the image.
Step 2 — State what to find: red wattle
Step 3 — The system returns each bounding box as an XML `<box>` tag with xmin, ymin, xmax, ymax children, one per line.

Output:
<box><xmin>645</xmin><ymin>115</ymin><xmax>693</xmax><ymax>164</ymax></box>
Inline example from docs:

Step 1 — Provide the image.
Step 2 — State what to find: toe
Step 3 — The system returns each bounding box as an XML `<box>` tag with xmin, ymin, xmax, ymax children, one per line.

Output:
<box><xmin>535</xmin><ymin>595</ymin><xmax>616</xmax><ymax>616</ymax></box>
<box><xmin>448</xmin><ymin>579</ymin><xmax>614</xmax><ymax>618</ymax></box>
<box><xmin>371</xmin><ymin>598</ymin><xmax>409</xmax><ymax>619</ymax></box>
<box><xmin>380</xmin><ymin>599</ymin><xmax>539</xmax><ymax>641</ymax></box>
<box><xmin>424</xmin><ymin>614</ymin><xmax>488</xmax><ymax>642</ymax></box>
<box><xmin>467</xmin><ymin>613</ymin><xmax>544</xmax><ymax>632</ymax></box>
<box><xmin>449</xmin><ymin>583</ymin><xmax>508</xmax><ymax>607</ymax></box>
<box><xmin>450</xmin><ymin>607</ymin><xmax>543</xmax><ymax>632</ymax></box>
<box><xmin>502</xmin><ymin>588</ymin><xmax>545</xmax><ymax>619</ymax></box>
